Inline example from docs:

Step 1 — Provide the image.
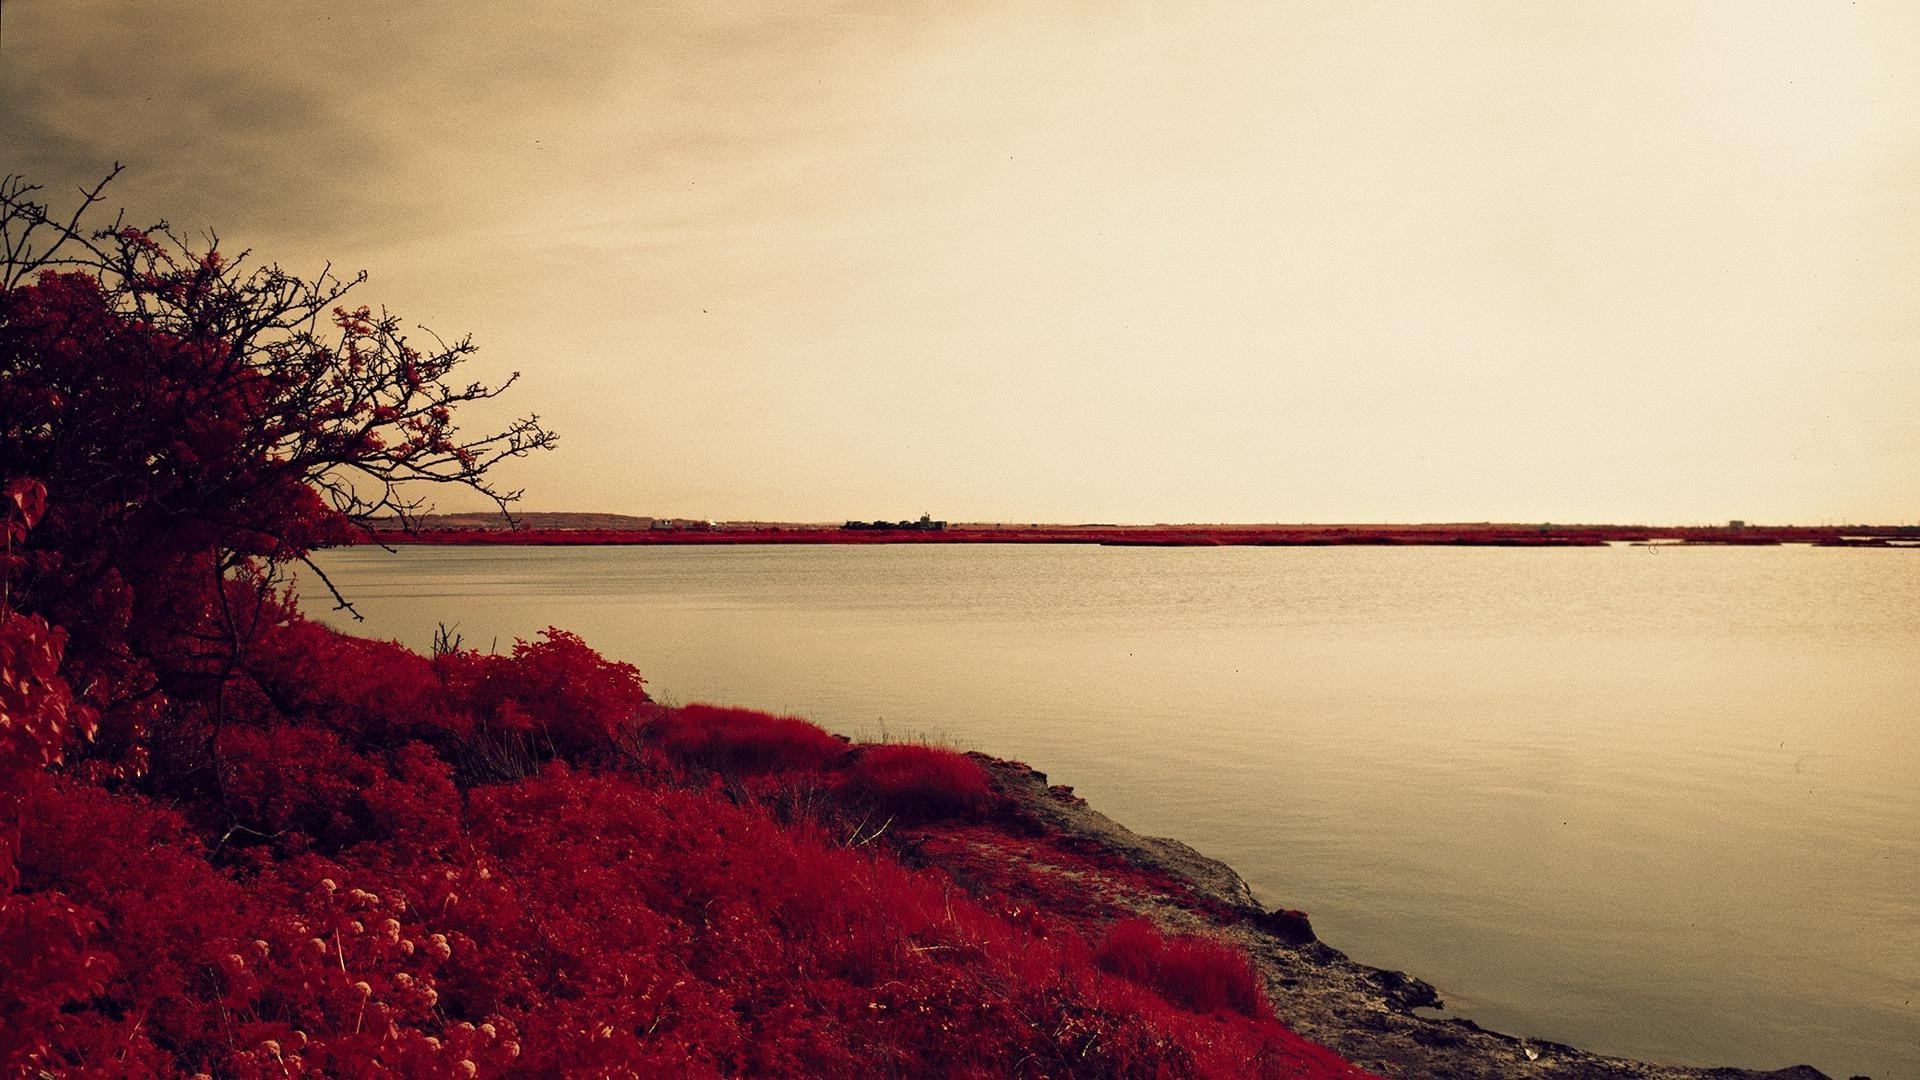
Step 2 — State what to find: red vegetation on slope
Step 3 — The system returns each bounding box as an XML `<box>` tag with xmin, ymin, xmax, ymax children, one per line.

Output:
<box><xmin>843</xmin><ymin>742</ymin><xmax>995</xmax><ymax>822</ymax></box>
<box><xmin>1097</xmin><ymin>918</ymin><xmax>1269</xmax><ymax>1019</ymax></box>
<box><xmin>653</xmin><ymin>703</ymin><xmax>849</xmax><ymax>775</ymax></box>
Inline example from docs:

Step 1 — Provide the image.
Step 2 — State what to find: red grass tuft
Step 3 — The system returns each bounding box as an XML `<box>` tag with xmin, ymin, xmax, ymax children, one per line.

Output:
<box><xmin>1096</xmin><ymin>917</ymin><xmax>1269</xmax><ymax>1018</ymax></box>
<box><xmin>842</xmin><ymin>743</ymin><xmax>994</xmax><ymax>821</ymax></box>
<box><xmin>653</xmin><ymin>703</ymin><xmax>847</xmax><ymax>774</ymax></box>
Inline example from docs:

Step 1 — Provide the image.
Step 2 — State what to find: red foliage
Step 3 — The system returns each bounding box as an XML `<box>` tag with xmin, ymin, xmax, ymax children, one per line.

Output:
<box><xmin>433</xmin><ymin>628</ymin><xmax>650</xmax><ymax>775</ymax></box>
<box><xmin>1</xmin><ymin>172</ymin><xmax>552</xmax><ymax>776</ymax></box>
<box><xmin>652</xmin><ymin>704</ymin><xmax>847</xmax><ymax>775</ymax></box>
<box><xmin>1</xmin><ymin>480</ymin><xmax>99</xmax><ymax>892</ymax></box>
<box><xmin>238</xmin><ymin>607</ymin><xmax>455</xmax><ymax>744</ymax></box>
<box><xmin>842</xmin><ymin>743</ymin><xmax>996</xmax><ymax>821</ymax></box>
<box><xmin>0</xmin><ymin>878</ymin><xmax>117</xmax><ymax>1073</ymax></box>
<box><xmin>1097</xmin><ymin>917</ymin><xmax>1269</xmax><ymax>1018</ymax></box>
<box><xmin>0</xmin><ymin>610</ymin><xmax>92</xmax><ymax>786</ymax></box>
<box><xmin>8</xmin><ymin>774</ymin><xmax>246</xmax><ymax>1075</ymax></box>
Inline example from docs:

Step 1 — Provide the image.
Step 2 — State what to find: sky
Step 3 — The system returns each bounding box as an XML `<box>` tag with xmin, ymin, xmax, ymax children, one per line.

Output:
<box><xmin>3</xmin><ymin>1</ymin><xmax>1916</xmax><ymax>524</ymax></box>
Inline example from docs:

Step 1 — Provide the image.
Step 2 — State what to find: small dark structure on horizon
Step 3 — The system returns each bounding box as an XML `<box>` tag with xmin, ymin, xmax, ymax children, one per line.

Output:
<box><xmin>844</xmin><ymin>513</ymin><xmax>946</xmax><ymax>531</ymax></box>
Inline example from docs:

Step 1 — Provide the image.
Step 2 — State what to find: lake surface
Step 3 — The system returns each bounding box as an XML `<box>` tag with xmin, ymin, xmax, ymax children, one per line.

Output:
<box><xmin>306</xmin><ymin>543</ymin><xmax>1920</xmax><ymax>1079</ymax></box>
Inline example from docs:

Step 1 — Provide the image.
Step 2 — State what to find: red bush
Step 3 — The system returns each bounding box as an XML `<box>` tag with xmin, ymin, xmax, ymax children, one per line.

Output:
<box><xmin>0</xmin><ymin>482</ymin><xmax>97</xmax><ymax>791</ymax></box>
<box><xmin>842</xmin><ymin>743</ymin><xmax>995</xmax><ymax>821</ymax></box>
<box><xmin>239</xmin><ymin>608</ymin><xmax>454</xmax><ymax>744</ymax></box>
<box><xmin>1</xmin><ymin>172</ymin><xmax>558</xmax><ymax>785</ymax></box>
<box><xmin>652</xmin><ymin>704</ymin><xmax>847</xmax><ymax>775</ymax></box>
<box><xmin>1096</xmin><ymin>917</ymin><xmax>1269</xmax><ymax>1018</ymax></box>
<box><xmin>7</xmin><ymin>775</ymin><xmax>249</xmax><ymax>1075</ymax></box>
<box><xmin>437</xmin><ymin>628</ymin><xmax>649</xmax><ymax>762</ymax></box>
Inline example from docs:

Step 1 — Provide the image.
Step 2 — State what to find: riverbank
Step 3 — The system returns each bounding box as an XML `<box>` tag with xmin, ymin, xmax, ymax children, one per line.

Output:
<box><xmin>960</xmin><ymin>756</ymin><xmax>1838</xmax><ymax>1080</ymax></box>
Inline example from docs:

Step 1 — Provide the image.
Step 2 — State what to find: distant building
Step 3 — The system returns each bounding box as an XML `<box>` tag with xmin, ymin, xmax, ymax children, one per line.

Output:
<box><xmin>841</xmin><ymin>514</ymin><xmax>946</xmax><ymax>531</ymax></box>
<box><xmin>1728</xmin><ymin>520</ymin><xmax>1746</xmax><ymax>530</ymax></box>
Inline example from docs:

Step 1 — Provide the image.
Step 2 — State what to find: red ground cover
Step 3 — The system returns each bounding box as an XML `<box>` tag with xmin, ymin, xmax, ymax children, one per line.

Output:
<box><xmin>1097</xmin><ymin>918</ymin><xmax>1269</xmax><ymax>1019</ymax></box>
<box><xmin>652</xmin><ymin>703</ymin><xmax>849</xmax><ymax>775</ymax></box>
<box><xmin>842</xmin><ymin>743</ymin><xmax>995</xmax><ymax>822</ymax></box>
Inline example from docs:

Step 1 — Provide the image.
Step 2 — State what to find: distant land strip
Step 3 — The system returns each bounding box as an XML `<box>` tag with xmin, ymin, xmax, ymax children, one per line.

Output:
<box><xmin>357</xmin><ymin>515</ymin><xmax>1920</xmax><ymax>548</ymax></box>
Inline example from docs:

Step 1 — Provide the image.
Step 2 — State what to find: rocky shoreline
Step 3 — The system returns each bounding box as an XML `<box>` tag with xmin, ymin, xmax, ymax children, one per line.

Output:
<box><xmin>967</xmin><ymin>757</ymin><xmax>1837</xmax><ymax>1080</ymax></box>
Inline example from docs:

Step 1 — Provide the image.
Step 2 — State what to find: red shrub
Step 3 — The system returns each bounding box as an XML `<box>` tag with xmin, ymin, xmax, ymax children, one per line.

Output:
<box><xmin>842</xmin><ymin>743</ymin><xmax>994</xmax><ymax>821</ymax></box>
<box><xmin>1</xmin><ymin>481</ymin><xmax>99</xmax><ymax>865</ymax></box>
<box><xmin>240</xmin><ymin>610</ymin><xmax>453</xmax><ymax>744</ymax></box>
<box><xmin>437</xmin><ymin>628</ymin><xmax>649</xmax><ymax>763</ymax></box>
<box><xmin>219</xmin><ymin>725</ymin><xmax>389</xmax><ymax>848</ymax></box>
<box><xmin>217</xmin><ymin>728</ymin><xmax>462</xmax><ymax>856</ymax></box>
<box><xmin>0</xmin><ymin>611</ymin><xmax>95</xmax><ymax>876</ymax></box>
<box><xmin>7</xmin><ymin>776</ymin><xmax>248</xmax><ymax>1074</ymax></box>
<box><xmin>652</xmin><ymin>704</ymin><xmax>847</xmax><ymax>775</ymax></box>
<box><xmin>1096</xmin><ymin>917</ymin><xmax>1269</xmax><ymax>1018</ymax></box>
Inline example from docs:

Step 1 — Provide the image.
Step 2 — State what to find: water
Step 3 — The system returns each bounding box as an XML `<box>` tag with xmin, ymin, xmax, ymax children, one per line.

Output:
<box><xmin>305</xmin><ymin>543</ymin><xmax>1920</xmax><ymax>1079</ymax></box>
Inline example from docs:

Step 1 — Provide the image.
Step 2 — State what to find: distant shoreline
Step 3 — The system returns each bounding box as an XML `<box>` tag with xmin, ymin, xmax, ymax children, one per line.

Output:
<box><xmin>356</xmin><ymin>518</ymin><xmax>1919</xmax><ymax>549</ymax></box>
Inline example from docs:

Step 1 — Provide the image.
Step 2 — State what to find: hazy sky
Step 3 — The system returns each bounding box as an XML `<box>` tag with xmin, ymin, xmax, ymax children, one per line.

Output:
<box><xmin>4</xmin><ymin>1</ymin><xmax>1916</xmax><ymax>524</ymax></box>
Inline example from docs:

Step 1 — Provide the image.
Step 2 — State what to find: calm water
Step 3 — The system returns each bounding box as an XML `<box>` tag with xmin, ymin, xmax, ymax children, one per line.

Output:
<box><xmin>306</xmin><ymin>544</ymin><xmax>1920</xmax><ymax>1079</ymax></box>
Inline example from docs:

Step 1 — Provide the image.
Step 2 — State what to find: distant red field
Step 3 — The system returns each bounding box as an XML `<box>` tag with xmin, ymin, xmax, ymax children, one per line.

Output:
<box><xmin>357</xmin><ymin>521</ymin><xmax>1918</xmax><ymax>548</ymax></box>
